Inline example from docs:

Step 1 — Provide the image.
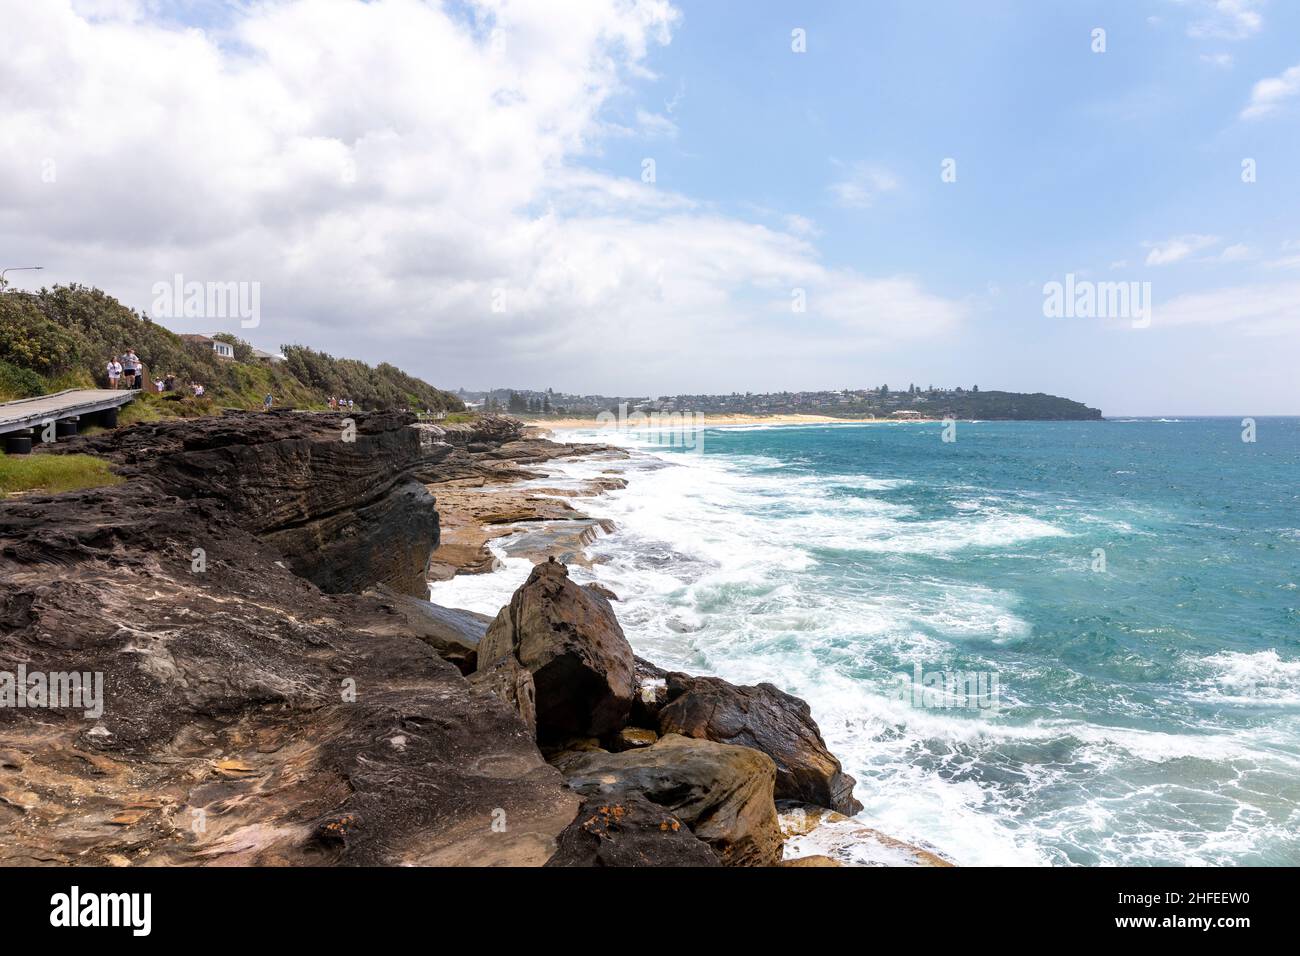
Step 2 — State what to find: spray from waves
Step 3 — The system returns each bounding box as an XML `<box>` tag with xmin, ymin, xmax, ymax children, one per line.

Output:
<box><xmin>431</xmin><ymin>426</ymin><xmax>1300</xmax><ymax>866</ymax></box>
<box><xmin>432</xmin><ymin>440</ymin><xmax>1060</xmax><ymax>864</ymax></box>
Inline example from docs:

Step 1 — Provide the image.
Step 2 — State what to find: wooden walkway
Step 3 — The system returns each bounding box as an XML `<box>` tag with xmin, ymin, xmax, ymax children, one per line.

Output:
<box><xmin>0</xmin><ymin>389</ymin><xmax>136</xmax><ymax>434</ymax></box>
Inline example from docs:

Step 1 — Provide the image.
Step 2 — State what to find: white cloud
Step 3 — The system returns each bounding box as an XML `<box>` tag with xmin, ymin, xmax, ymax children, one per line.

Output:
<box><xmin>1184</xmin><ymin>0</ymin><xmax>1264</xmax><ymax>40</ymax></box>
<box><xmin>1200</xmin><ymin>52</ymin><xmax>1234</xmax><ymax>68</ymax></box>
<box><xmin>1143</xmin><ymin>234</ymin><xmax>1221</xmax><ymax>266</ymax></box>
<box><xmin>1241</xmin><ymin>64</ymin><xmax>1300</xmax><ymax>119</ymax></box>
<box><xmin>1159</xmin><ymin>281</ymin><xmax>1300</xmax><ymax>335</ymax></box>
<box><xmin>1218</xmin><ymin>243</ymin><xmax>1251</xmax><ymax>261</ymax></box>
<box><xmin>784</xmin><ymin>213</ymin><xmax>819</xmax><ymax>237</ymax></box>
<box><xmin>828</xmin><ymin>162</ymin><xmax>899</xmax><ymax>210</ymax></box>
<box><xmin>635</xmin><ymin>108</ymin><xmax>678</xmax><ymax>138</ymax></box>
<box><xmin>0</xmin><ymin>0</ymin><xmax>965</xmax><ymax>393</ymax></box>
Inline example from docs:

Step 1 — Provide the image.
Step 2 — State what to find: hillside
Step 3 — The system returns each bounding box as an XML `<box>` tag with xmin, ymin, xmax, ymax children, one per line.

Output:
<box><xmin>0</xmin><ymin>283</ymin><xmax>463</xmax><ymax>414</ymax></box>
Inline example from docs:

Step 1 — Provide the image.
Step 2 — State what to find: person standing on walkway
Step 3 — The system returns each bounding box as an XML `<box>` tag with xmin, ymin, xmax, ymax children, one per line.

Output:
<box><xmin>106</xmin><ymin>357</ymin><xmax>121</xmax><ymax>388</ymax></box>
<box><xmin>125</xmin><ymin>349</ymin><xmax>142</xmax><ymax>389</ymax></box>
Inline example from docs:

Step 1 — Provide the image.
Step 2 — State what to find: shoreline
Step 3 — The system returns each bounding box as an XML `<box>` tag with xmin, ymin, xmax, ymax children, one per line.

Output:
<box><xmin>424</xmin><ymin>425</ymin><xmax>955</xmax><ymax>867</ymax></box>
<box><xmin>525</xmin><ymin>413</ymin><xmax>934</xmax><ymax>431</ymax></box>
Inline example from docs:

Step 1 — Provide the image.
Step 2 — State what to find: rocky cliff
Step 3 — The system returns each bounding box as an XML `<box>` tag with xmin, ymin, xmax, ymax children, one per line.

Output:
<box><xmin>0</xmin><ymin>410</ymin><xmax>930</xmax><ymax>866</ymax></box>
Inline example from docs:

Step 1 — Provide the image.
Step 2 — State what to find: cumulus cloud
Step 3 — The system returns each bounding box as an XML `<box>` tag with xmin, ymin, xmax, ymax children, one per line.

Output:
<box><xmin>1241</xmin><ymin>64</ymin><xmax>1300</xmax><ymax>119</ymax></box>
<box><xmin>1144</xmin><ymin>234</ymin><xmax>1221</xmax><ymax>266</ymax></box>
<box><xmin>0</xmin><ymin>0</ymin><xmax>964</xmax><ymax>393</ymax></box>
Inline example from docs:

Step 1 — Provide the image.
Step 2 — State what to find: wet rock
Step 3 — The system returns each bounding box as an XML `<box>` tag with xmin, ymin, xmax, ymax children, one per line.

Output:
<box><xmin>778</xmin><ymin>804</ymin><xmax>952</xmax><ymax>867</ymax></box>
<box><xmin>630</xmin><ymin>656</ymin><xmax>669</xmax><ymax>728</ymax></box>
<box><xmin>778</xmin><ymin>854</ymin><xmax>842</xmax><ymax>867</ymax></box>
<box><xmin>476</xmin><ymin>560</ymin><xmax>633</xmax><ymax>743</ymax></box>
<box><xmin>556</xmin><ymin>733</ymin><xmax>783</xmax><ymax>867</ymax></box>
<box><xmin>659</xmin><ymin>674</ymin><xmax>863</xmax><ymax>816</ymax></box>
<box><xmin>545</xmin><ymin>794</ymin><xmax>720</xmax><ymax>868</ymax></box>
<box><xmin>584</xmin><ymin>582</ymin><xmax>619</xmax><ymax>602</ymax></box>
<box><xmin>610</xmin><ymin>727</ymin><xmax>658</xmax><ymax>751</ymax></box>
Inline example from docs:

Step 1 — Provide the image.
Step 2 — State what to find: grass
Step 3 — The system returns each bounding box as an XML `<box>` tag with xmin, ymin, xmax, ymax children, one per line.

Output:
<box><xmin>0</xmin><ymin>451</ymin><xmax>123</xmax><ymax>498</ymax></box>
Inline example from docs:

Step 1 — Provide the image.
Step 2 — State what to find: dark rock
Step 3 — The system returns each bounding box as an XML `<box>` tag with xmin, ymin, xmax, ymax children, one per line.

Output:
<box><xmin>556</xmin><ymin>733</ymin><xmax>783</xmax><ymax>866</ymax></box>
<box><xmin>0</xmin><ymin>414</ymin><xmax>584</xmax><ymax>865</ymax></box>
<box><xmin>659</xmin><ymin>674</ymin><xmax>863</xmax><ymax>816</ymax></box>
<box><xmin>469</xmin><ymin>654</ymin><xmax>537</xmax><ymax>737</ymax></box>
<box><xmin>545</xmin><ymin>794</ymin><xmax>720</xmax><ymax>867</ymax></box>
<box><xmin>610</xmin><ymin>727</ymin><xmax>658</xmax><ymax>751</ymax></box>
<box><xmin>476</xmin><ymin>559</ymin><xmax>633</xmax><ymax>742</ymax></box>
<box><xmin>630</xmin><ymin>656</ymin><xmax>669</xmax><ymax>728</ymax></box>
<box><xmin>365</xmin><ymin>586</ymin><xmax>489</xmax><ymax>673</ymax></box>
<box><xmin>54</xmin><ymin>411</ymin><xmax>440</xmax><ymax>598</ymax></box>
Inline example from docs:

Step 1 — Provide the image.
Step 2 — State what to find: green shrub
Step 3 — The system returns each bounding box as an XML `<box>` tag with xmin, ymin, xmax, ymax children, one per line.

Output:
<box><xmin>0</xmin><ymin>284</ymin><xmax>465</xmax><ymax>414</ymax></box>
<box><xmin>0</xmin><ymin>359</ymin><xmax>46</xmax><ymax>400</ymax></box>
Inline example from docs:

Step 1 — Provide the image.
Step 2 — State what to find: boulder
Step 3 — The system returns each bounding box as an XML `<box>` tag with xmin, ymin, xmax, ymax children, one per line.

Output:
<box><xmin>556</xmin><ymin>733</ymin><xmax>783</xmax><ymax>866</ymax></box>
<box><xmin>469</xmin><ymin>655</ymin><xmax>537</xmax><ymax>738</ymax></box>
<box><xmin>629</xmin><ymin>656</ymin><xmax>669</xmax><ymax>728</ymax></box>
<box><xmin>658</xmin><ymin>674</ymin><xmax>863</xmax><ymax>815</ymax></box>
<box><xmin>545</xmin><ymin>795</ymin><xmax>721</xmax><ymax>867</ymax></box>
<box><xmin>476</xmin><ymin>559</ymin><xmax>633</xmax><ymax>742</ymax></box>
<box><xmin>364</xmin><ymin>586</ymin><xmax>489</xmax><ymax>674</ymax></box>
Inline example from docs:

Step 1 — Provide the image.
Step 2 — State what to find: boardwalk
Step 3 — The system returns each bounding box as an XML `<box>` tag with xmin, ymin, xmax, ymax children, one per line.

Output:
<box><xmin>0</xmin><ymin>389</ymin><xmax>136</xmax><ymax>434</ymax></box>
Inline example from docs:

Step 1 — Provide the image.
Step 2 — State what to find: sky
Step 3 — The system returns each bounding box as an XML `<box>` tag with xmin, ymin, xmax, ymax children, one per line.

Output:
<box><xmin>2</xmin><ymin>0</ymin><xmax>1298</xmax><ymax>415</ymax></box>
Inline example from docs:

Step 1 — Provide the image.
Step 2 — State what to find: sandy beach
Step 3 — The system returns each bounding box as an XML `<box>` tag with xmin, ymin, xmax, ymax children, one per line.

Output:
<box><xmin>523</xmin><ymin>412</ymin><xmax>903</xmax><ymax>432</ymax></box>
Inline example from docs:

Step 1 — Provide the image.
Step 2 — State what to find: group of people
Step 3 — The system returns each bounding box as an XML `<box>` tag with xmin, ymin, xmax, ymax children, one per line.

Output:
<box><xmin>328</xmin><ymin>396</ymin><xmax>355</xmax><ymax>411</ymax></box>
<box><xmin>106</xmin><ymin>352</ymin><xmax>208</xmax><ymax>397</ymax></box>
<box><xmin>105</xmin><ymin>350</ymin><xmax>142</xmax><ymax>389</ymax></box>
<box><xmin>154</xmin><ymin>376</ymin><xmax>205</xmax><ymax>397</ymax></box>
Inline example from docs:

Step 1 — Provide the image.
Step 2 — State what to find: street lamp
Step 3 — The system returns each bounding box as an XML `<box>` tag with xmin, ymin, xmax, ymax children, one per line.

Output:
<box><xmin>0</xmin><ymin>266</ymin><xmax>44</xmax><ymax>289</ymax></box>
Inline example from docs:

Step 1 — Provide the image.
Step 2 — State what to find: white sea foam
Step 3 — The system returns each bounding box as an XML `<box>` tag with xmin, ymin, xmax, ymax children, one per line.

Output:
<box><xmin>1187</xmin><ymin>649</ymin><xmax>1300</xmax><ymax>706</ymax></box>
<box><xmin>428</xmin><ymin>435</ymin><xmax>1299</xmax><ymax>866</ymax></box>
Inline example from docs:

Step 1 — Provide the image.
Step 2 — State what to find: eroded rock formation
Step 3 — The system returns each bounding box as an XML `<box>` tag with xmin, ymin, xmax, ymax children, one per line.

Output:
<box><xmin>476</xmin><ymin>559</ymin><xmax>634</xmax><ymax>743</ymax></box>
<box><xmin>2</xmin><ymin>409</ymin><xmax>883</xmax><ymax>868</ymax></box>
<box><xmin>0</xmin><ymin>412</ymin><xmax>578</xmax><ymax>865</ymax></box>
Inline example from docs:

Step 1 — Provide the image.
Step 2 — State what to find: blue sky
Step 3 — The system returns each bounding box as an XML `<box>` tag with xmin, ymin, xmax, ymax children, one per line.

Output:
<box><xmin>586</xmin><ymin>0</ymin><xmax>1300</xmax><ymax>413</ymax></box>
<box><xmin>5</xmin><ymin>1</ymin><xmax>1299</xmax><ymax>414</ymax></box>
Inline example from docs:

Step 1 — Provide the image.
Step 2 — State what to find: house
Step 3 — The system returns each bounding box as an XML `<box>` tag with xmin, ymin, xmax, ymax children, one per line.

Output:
<box><xmin>251</xmin><ymin>346</ymin><xmax>286</xmax><ymax>364</ymax></box>
<box><xmin>179</xmin><ymin>334</ymin><xmax>235</xmax><ymax>360</ymax></box>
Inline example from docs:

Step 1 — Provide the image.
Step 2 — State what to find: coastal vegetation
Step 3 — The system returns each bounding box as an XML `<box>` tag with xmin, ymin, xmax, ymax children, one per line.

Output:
<box><xmin>0</xmin><ymin>451</ymin><xmax>122</xmax><ymax>498</ymax></box>
<box><xmin>0</xmin><ymin>284</ymin><xmax>464</xmax><ymax>414</ymax></box>
<box><xmin>462</xmin><ymin>385</ymin><xmax>1103</xmax><ymax>421</ymax></box>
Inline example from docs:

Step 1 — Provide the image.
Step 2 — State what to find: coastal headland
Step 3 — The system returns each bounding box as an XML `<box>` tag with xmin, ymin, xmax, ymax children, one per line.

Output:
<box><xmin>0</xmin><ymin>409</ymin><xmax>949</xmax><ymax>867</ymax></box>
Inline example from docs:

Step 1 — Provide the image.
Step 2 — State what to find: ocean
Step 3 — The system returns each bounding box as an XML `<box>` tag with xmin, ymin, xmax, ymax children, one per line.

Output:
<box><xmin>429</xmin><ymin>418</ymin><xmax>1300</xmax><ymax>866</ymax></box>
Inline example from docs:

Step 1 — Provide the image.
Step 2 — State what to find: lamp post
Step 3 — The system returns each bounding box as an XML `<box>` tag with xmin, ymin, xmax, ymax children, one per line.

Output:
<box><xmin>0</xmin><ymin>266</ymin><xmax>44</xmax><ymax>290</ymax></box>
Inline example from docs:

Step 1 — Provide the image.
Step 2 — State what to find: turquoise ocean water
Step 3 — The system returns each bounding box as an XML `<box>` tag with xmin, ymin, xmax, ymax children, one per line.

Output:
<box><xmin>431</xmin><ymin>418</ymin><xmax>1300</xmax><ymax>865</ymax></box>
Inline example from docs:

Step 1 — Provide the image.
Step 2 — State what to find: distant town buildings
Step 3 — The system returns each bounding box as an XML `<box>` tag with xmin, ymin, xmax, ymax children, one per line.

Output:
<box><xmin>455</xmin><ymin>385</ymin><xmax>997</xmax><ymax>418</ymax></box>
